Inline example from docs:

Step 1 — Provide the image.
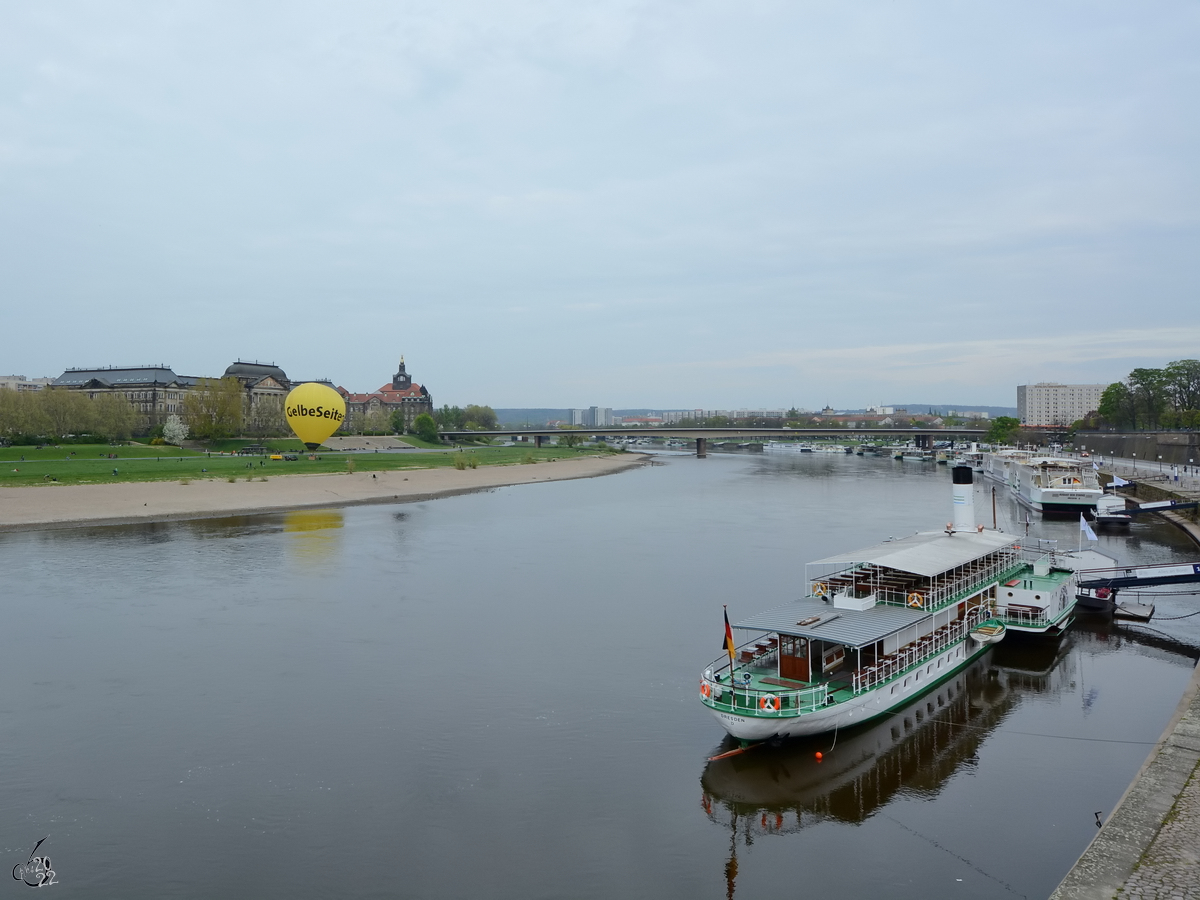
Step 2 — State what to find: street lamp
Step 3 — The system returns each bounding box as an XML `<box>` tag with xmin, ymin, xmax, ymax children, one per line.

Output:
<box><xmin>1159</xmin><ymin>455</ymin><xmax>1163</xmax><ymax>473</ymax></box>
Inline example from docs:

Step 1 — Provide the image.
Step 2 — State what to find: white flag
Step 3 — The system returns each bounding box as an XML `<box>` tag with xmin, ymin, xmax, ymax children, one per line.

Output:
<box><xmin>1080</xmin><ymin>514</ymin><xmax>1098</xmax><ymax>542</ymax></box>
<box><xmin>1092</xmin><ymin>461</ymin><xmax>1100</xmax><ymax>470</ymax></box>
<box><xmin>1111</xmin><ymin>475</ymin><xmax>1130</xmax><ymax>487</ymax></box>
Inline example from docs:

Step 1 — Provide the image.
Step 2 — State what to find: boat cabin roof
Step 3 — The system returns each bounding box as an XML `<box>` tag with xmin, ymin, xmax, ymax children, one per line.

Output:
<box><xmin>807</xmin><ymin>529</ymin><xmax>1019</xmax><ymax>579</ymax></box>
<box><xmin>733</xmin><ymin>598</ymin><xmax>927</xmax><ymax>648</ymax></box>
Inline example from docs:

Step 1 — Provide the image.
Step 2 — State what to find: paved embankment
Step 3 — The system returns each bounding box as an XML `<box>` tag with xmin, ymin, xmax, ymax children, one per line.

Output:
<box><xmin>1050</xmin><ymin>656</ymin><xmax>1200</xmax><ymax>899</ymax></box>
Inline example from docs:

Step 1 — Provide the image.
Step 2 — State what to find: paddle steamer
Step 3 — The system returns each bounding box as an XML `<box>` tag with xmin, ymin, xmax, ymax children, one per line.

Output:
<box><xmin>699</xmin><ymin>466</ymin><xmax>1085</xmax><ymax>741</ymax></box>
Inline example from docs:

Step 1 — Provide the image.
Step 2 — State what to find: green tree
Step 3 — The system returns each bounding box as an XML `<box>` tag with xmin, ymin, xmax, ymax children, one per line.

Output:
<box><xmin>413</xmin><ymin>413</ymin><xmax>439</xmax><ymax>443</ymax></box>
<box><xmin>0</xmin><ymin>388</ymin><xmax>49</xmax><ymax>440</ymax></box>
<box><xmin>1098</xmin><ymin>382</ymin><xmax>1135</xmax><ymax>429</ymax></box>
<box><xmin>183</xmin><ymin>377</ymin><xmax>245</xmax><ymax>441</ymax></box>
<box><xmin>557</xmin><ymin>433</ymin><xmax>584</xmax><ymax>448</ymax></box>
<box><xmin>390</xmin><ymin>409</ymin><xmax>409</xmax><ymax>434</ymax></box>
<box><xmin>1165</xmin><ymin>359</ymin><xmax>1200</xmax><ymax>415</ymax></box>
<box><xmin>39</xmin><ymin>387</ymin><xmax>95</xmax><ymax>438</ymax></box>
<box><xmin>462</xmin><ymin>404</ymin><xmax>498</xmax><ymax>430</ymax></box>
<box><xmin>985</xmin><ymin>416</ymin><xmax>1021</xmax><ymax>444</ymax></box>
<box><xmin>1128</xmin><ymin>368</ymin><xmax>1169</xmax><ymax>430</ymax></box>
<box><xmin>93</xmin><ymin>393</ymin><xmax>137</xmax><ymax>441</ymax></box>
<box><xmin>434</xmin><ymin>405</ymin><xmax>465</xmax><ymax>429</ymax></box>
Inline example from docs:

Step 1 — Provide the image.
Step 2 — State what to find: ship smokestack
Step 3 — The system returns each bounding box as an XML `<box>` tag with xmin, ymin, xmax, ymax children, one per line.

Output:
<box><xmin>951</xmin><ymin>464</ymin><xmax>975</xmax><ymax>531</ymax></box>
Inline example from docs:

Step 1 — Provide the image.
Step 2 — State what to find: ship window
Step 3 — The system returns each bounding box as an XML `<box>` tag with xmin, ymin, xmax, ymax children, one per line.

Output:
<box><xmin>1007</xmin><ymin>591</ymin><xmax>1014</xmax><ymax>597</ymax></box>
<box><xmin>1035</xmin><ymin>595</ymin><xmax>1041</xmax><ymax>600</ymax></box>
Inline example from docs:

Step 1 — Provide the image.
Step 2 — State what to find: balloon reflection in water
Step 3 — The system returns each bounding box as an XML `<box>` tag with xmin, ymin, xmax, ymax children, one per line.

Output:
<box><xmin>283</xmin><ymin>509</ymin><xmax>344</xmax><ymax>566</ymax></box>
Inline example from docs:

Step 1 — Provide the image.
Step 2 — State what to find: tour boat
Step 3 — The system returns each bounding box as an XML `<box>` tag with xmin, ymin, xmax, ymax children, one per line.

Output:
<box><xmin>1010</xmin><ymin>457</ymin><xmax>1102</xmax><ymax>515</ymax></box>
<box><xmin>699</xmin><ymin>466</ymin><xmax>1089</xmax><ymax>742</ymax></box>
<box><xmin>980</xmin><ymin>449</ymin><xmax>1034</xmax><ymax>489</ymax></box>
<box><xmin>982</xmin><ymin>452</ymin><xmax>1102</xmax><ymax>515</ymax></box>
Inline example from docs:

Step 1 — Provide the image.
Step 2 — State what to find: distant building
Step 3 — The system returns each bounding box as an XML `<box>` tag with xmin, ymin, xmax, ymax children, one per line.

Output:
<box><xmin>54</xmin><ymin>365</ymin><xmax>197</xmax><ymax>429</ymax></box>
<box><xmin>0</xmin><ymin>375</ymin><xmax>54</xmax><ymax>392</ymax></box>
<box><xmin>338</xmin><ymin>357</ymin><xmax>433</xmax><ymax>433</ymax></box>
<box><xmin>573</xmin><ymin>407</ymin><xmax>613</xmax><ymax>427</ymax></box>
<box><xmin>1017</xmin><ymin>383</ymin><xmax>1105</xmax><ymax>427</ymax></box>
<box><xmin>947</xmin><ymin>409</ymin><xmax>990</xmax><ymax>420</ymax></box>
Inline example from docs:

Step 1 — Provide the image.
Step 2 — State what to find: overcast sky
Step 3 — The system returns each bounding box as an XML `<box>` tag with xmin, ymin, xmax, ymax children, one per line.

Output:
<box><xmin>2</xmin><ymin>2</ymin><xmax>1197</xmax><ymax>409</ymax></box>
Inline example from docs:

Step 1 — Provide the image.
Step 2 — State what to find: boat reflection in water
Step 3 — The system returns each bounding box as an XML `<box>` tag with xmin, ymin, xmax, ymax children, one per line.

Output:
<box><xmin>699</xmin><ymin>640</ymin><xmax>1068</xmax><ymax>897</ymax></box>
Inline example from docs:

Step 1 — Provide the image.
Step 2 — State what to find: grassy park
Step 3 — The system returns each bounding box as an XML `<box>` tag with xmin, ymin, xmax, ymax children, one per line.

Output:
<box><xmin>0</xmin><ymin>442</ymin><xmax>619</xmax><ymax>488</ymax></box>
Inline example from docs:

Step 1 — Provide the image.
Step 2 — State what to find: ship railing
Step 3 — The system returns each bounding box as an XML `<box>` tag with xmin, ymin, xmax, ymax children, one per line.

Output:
<box><xmin>851</xmin><ymin>605</ymin><xmax>989</xmax><ymax>694</ymax></box>
<box><xmin>699</xmin><ymin>672</ymin><xmax>829</xmax><ymax>717</ymax></box>
<box><xmin>870</xmin><ymin>557</ymin><xmax>1020</xmax><ymax>611</ymax></box>
<box><xmin>993</xmin><ymin>604</ymin><xmax>1054</xmax><ymax>629</ymax></box>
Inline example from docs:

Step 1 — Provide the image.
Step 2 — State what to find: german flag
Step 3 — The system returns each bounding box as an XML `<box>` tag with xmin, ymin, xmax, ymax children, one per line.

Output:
<box><xmin>722</xmin><ymin>606</ymin><xmax>737</xmax><ymax>667</ymax></box>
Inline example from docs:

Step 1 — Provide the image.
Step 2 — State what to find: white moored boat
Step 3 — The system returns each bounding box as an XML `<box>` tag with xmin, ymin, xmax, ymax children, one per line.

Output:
<box><xmin>982</xmin><ymin>452</ymin><xmax>1102</xmax><ymax>515</ymax></box>
<box><xmin>699</xmin><ymin>466</ymin><xmax>1088</xmax><ymax>742</ymax></box>
<box><xmin>1011</xmin><ymin>457</ymin><xmax>1102</xmax><ymax>515</ymax></box>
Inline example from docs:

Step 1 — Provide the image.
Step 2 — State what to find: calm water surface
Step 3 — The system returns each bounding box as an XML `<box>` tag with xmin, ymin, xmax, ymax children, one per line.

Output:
<box><xmin>2</xmin><ymin>453</ymin><xmax>1198</xmax><ymax>898</ymax></box>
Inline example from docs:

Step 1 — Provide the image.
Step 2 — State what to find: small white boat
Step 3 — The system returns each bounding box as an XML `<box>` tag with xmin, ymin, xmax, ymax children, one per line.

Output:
<box><xmin>1094</xmin><ymin>494</ymin><xmax>1132</xmax><ymax>527</ymax></box>
<box><xmin>969</xmin><ymin>620</ymin><xmax>1006</xmax><ymax>644</ymax></box>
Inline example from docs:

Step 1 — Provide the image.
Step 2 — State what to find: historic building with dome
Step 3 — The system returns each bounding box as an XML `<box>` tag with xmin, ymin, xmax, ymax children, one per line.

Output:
<box><xmin>337</xmin><ymin>358</ymin><xmax>433</xmax><ymax>434</ymax></box>
<box><xmin>53</xmin><ymin>359</ymin><xmax>295</xmax><ymax>434</ymax></box>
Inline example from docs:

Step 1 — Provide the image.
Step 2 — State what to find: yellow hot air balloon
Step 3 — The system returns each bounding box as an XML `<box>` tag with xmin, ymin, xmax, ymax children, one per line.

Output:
<box><xmin>285</xmin><ymin>383</ymin><xmax>347</xmax><ymax>449</ymax></box>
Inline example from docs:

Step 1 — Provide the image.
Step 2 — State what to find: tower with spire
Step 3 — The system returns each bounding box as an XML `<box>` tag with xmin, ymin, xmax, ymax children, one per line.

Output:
<box><xmin>391</xmin><ymin>356</ymin><xmax>412</xmax><ymax>391</ymax></box>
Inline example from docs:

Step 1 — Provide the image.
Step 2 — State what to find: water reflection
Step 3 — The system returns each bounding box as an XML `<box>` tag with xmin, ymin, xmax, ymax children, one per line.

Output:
<box><xmin>283</xmin><ymin>509</ymin><xmax>344</xmax><ymax>567</ymax></box>
<box><xmin>702</xmin><ymin>659</ymin><xmax>1009</xmax><ymax>825</ymax></box>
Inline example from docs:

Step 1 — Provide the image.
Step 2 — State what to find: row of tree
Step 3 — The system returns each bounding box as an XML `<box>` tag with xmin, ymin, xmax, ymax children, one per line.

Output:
<box><xmin>1095</xmin><ymin>360</ymin><xmax>1200</xmax><ymax>431</ymax></box>
<box><xmin>0</xmin><ymin>387</ymin><xmax>138</xmax><ymax>442</ymax></box>
<box><xmin>432</xmin><ymin>404</ymin><xmax>498</xmax><ymax>430</ymax></box>
<box><xmin>0</xmin><ymin>379</ymin><xmax>288</xmax><ymax>444</ymax></box>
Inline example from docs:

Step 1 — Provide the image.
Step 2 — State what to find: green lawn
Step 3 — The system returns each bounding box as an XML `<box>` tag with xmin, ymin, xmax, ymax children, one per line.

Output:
<box><xmin>0</xmin><ymin>443</ymin><xmax>618</xmax><ymax>487</ymax></box>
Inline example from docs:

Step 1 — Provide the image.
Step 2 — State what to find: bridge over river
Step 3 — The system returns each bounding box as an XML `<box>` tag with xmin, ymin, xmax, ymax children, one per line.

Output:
<box><xmin>439</xmin><ymin>426</ymin><xmax>988</xmax><ymax>457</ymax></box>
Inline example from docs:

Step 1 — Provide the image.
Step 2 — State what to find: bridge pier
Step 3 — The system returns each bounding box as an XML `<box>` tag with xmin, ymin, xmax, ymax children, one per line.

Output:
<box><xmin>534</xmin><ymin>435</ymin><xmax>544</xmax><ymax>448</ymax></box>
<box><xmin>915</xmin><ymin>434</ymin><xmax>932</xmax><ymax>450</ymax></box>
<box><xmin>696</xmin><ymin>437</ymin><xmax>707</xmax><ymax>458</ymax></box>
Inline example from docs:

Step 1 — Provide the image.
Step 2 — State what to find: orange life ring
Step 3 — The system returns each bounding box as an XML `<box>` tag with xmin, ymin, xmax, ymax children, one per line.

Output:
<box><xmin>813</xmin><ymin>582</ymin><xmax>827</xmax><ymax>597</ymax></box>
<box><xmin>907</xmin><ymin>591</ymin><xmax>924</xmax><ymax>607</ymax></box>
<box><xmin>700</xmin><ymin>681</ymin><xmax>711</xmax><ymax>698</ymax></box>
<box><xmin>759</xmin><ymin>694</ymin><xmax>780</xmax><ymax>712</ymax></box>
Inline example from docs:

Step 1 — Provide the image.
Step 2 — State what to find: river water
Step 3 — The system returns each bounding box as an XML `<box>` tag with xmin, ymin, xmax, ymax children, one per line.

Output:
<box><xmin>2</xmin><ymin>452</ymin><xmax>1198</xmax><ymax>899</ymax></box>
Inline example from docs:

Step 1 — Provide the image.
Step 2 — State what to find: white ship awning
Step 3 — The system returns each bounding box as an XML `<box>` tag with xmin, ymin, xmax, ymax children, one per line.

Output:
<box><xmin>807</xmin><ymin>530</ymin><xmax>1018</xmax><ymax>578</ymax></box>
<box><xmin>733</xmin><ymin>599</ymin><xmax>928</xmax><ymax>648</ymax></box>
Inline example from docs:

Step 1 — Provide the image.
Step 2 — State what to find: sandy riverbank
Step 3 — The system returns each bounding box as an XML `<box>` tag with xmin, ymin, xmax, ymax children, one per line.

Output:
<box><xmin>0</xmin><ymin>454</ymin><xmax>649</xmax><ymax>531</ymax></box>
